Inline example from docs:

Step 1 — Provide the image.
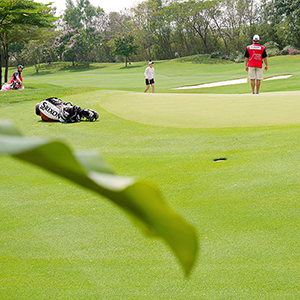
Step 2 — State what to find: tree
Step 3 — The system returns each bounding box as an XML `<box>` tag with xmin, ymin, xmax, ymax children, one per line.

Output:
<box><xmin>63</xmin><ymin>0</ymin><xmax>105</xmax><ymax>29</ymax></box>
<box><xmin>55</xmin><ymin>29</ymin><xmax>79</xmax><ymax>65</ymax></box>
<box><xmin>113</xmin><ymin>34</ymin><xmax>138</xmax><ymax>67</ymax></box>
<box><xmin>55</xmin><ymin>27</ymin><xmax>102</xmax><ymax>67</ymax></box>
<box><xmin>164</xmin><ymin>1</ymin><xmax>195</xmax><ymax>58</ymax></box>
<box><xmin>76</xmin><ymin>26</ymin><xmax>102</xmax><ymax>67</ymax></box>
<box><xmin>130</xmin><ymin>0</ymin><xmax>159</xmax><ymax>61</ymax></box>
<box><xmin>274</xmin><ymin>0</ymin><xmax>300</xmax><ymax>47</ymax></box>
<box><xmin>184</xmin><ymin>0</ymin><xmax>217</xmax><ymax>54</ymax></box>
<box><xmin>22</xmin><ymin>40</ymin><xmax>43</xmax><ymax>73</ymax></box>
<box><xmin>0</xmin><ymin>0</ymin><xmax>56</xmax><ymax>86</ymax></box>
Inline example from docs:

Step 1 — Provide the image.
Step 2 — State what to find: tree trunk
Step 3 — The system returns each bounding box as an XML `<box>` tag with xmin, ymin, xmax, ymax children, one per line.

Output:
<box><xmin>125</xmin><ymin>56</ymin><xmax>127</xmax><ymax>67</ymax></box>
<box><xmin>4</xmin><ymin>55</ymin><xmax>9</xmax><ymax>83</ymax></box>
<box><xmin>4</xmin><ymin>57</ymin><xmax>8</xmax><ymax>82</ymax></box>
<box><xmin>3</xmin><ymin>37</ymin><xmax>9</xmax><ymax>83</ymax></box>
<box><xmin>0</xmin><ymin>43</ymin><xmax>2</xmax><ymax>88</ymax></box>
<box><xmin>148</xmin><ymin>46</ymin><xmax>151</xmax><ymax>61</ymax></box>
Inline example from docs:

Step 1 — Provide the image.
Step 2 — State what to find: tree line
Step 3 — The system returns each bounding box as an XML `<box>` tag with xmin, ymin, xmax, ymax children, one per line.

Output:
<box><xmin>1</xmin><ymin>0</ymin><xmax>300</xmax><ymax>86</ymax></box>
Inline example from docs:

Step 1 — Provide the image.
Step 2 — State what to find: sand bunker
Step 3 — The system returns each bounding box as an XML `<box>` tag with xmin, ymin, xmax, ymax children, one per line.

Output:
<box><xmin>174</xmin><ymin>75</ymin><xmax>292</xmax><ymax>90</ymax></box>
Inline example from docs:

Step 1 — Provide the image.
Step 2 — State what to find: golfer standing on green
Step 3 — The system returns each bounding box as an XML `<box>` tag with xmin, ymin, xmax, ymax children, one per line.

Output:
<box><xmin>245</xmin><ymin>34</ymin><xmax>268</xmax><ymax>94</ymax></box>
<box><xmin>144</xmin><ymin>61</ymin><xmax>155</xmax><ymax>93</ymax></box>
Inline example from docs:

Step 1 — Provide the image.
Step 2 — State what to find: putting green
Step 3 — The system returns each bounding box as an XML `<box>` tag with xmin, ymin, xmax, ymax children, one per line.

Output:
<box><xmin>76</xmin><ymin>90</ymin><xmax>300</xmax><ymax>128</ymax></box>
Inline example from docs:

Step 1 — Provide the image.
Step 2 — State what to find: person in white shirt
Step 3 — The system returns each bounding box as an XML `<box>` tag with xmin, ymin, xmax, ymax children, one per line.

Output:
<box><xmin>144</xmin><ymin>61</ymin><xmax>155</xmax><ymax>93</ymax></box>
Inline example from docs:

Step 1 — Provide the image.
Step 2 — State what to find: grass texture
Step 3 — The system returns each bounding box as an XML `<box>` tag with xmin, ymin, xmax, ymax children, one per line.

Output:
<box><xmin>1</xmin><ymin>55</ymin><xmax>300</xmax><ymax>299</ymax></box>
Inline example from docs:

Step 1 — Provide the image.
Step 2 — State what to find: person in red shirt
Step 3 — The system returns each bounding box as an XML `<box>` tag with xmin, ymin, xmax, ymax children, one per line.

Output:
<box><xmin>10</xmin><ymin>65</ymin><xmax>24</xmax><ymax>88</ymax></box>
<box><xmin>245</xmin><ymin>35</ymin><xmax>268</xmax><ymax>94</ymax></box>
<box><xmin>1</xmin><ymin>65</ymin><xmax>24</xmax><ymax>91</ymax></box>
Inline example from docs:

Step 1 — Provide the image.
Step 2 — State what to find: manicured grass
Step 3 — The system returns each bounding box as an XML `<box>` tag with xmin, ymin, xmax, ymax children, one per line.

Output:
<box><xmin>11</xmin><ymin>54</ymin><xmax>300</xmax><ymax>94</ymax></box>
<box><xmin>1</xmin><ymin>55</ymin><xmax>300</xmax><ymax>299</ymax></box>
<box><xmin>97</xmin><ymin>90</ymin><xmax>300</xmax><ymax>128</ymax></box>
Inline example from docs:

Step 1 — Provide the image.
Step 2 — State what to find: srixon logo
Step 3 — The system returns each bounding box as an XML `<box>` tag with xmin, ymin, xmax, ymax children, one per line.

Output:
<box><xmin>39</xmin><ymin>100</ymin><xmax>61</xmax><ymax>120</ymax></box>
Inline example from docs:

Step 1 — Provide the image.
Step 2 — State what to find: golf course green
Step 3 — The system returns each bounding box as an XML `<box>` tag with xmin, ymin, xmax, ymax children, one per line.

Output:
<box><xmin>1</xmin><ymin>55</ymin><xmax>300</xmax><ymax>299</ymax></box>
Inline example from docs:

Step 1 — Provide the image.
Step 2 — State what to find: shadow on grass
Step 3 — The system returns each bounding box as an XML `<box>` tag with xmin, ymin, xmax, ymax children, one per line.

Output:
<box><xmin>30</xmin><ymin>62</ymin><xmax>108</xmax><ymax>76</ymax></box>
<box><xmin>175</xmin><ymin>54</ymin><xmax>234</xmax><ymax>65</ymax></box>
<box><xmin>59</xmin><ymin>63</ymin><xmax>108</xmax><ymax>72</ymax></box>
<box><xmin>119</xmin><ymin>65</ymin><xmax>143</xmax><ymax>70</ymax></box>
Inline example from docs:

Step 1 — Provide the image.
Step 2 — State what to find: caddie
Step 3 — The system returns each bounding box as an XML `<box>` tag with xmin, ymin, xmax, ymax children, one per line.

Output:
<box><xmin>245</xmin><ymin>34</ymin><xmax>268</xmax><ymax>94</ymax></box>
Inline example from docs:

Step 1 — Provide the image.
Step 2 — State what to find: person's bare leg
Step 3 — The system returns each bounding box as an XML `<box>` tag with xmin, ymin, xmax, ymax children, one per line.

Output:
<box><xmin>251</xmin><ymin>79</ymin><xmax>255</xmax><ymax>93</ymax></box>
<box><xmin>151</xmin><ymin>83</ymin><xmax>155</xmax><ymax>93</ymax></box>
<box><xmin>144</xmin><ymin>85</ymin><xmax>149</xmax><ymax>93</ymax></box>
<box><xmin>256</xmin><ymin>80</ymin><xmax>261</xmax><ymax>94</ymax></box>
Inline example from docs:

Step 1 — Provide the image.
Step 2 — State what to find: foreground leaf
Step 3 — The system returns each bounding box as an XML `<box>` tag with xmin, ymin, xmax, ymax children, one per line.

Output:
<box><xmin>0</xmin><ymin>121</ymin><xmax>198</xmax><ymax>275</ymax></box>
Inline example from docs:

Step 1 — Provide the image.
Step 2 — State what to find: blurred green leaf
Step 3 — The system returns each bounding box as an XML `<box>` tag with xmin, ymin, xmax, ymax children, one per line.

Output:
<box><xmin>0</xmin><ymin>121</ymin><xmax>198</xmax><ymax>275</ymax></box>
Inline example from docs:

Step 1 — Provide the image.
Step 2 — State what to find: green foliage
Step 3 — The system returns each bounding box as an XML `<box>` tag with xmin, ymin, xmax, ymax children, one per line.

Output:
<box><xmin>267</xmin><ymin>48</ymin><xmax>280</xmax><ymax>57</ymax></box>
<box><xmin>4</xmin><ymin>0</ymin><xmax>300</xmax><ymax>66</ymax></box>
<box><xmin>233</xmin><ymin>52</ymin><xmax>245</xmax><ymax>63</ymax></box>
<box><xmin>263</xmin><ymin>41</ymin><xmax>280</xmax><ymax>57</ymax></box>
<box><xmin>130</xmin><ymin>0</ymin><xmax>161</xmax><ymax>61</ymax></box>
<box><xmin>21</xmin><ymin>40</ymin><xmax>43</xmax><ymax>73</ymax></box>
<box><xmin>274</xmin><ymin>0</ymin><xmax>300</xmax><ymax>47</ymax></box>
<box><xmin>0</xmin><ymin>0</ymin><xmax>57</xmax><ymax>85</ymax></box>
<box><xmin>113</xmin><ymin>34</ymin><xmax>139</xmax><ymax>67</ymax></box>
<box><xmin>210</xmin><ymin>52</ymin><xmax>221</xmax><ymax>58</ymax></box>
<box><xmin>228</xmin><ymin>51</ymin><xmax>244</xmax><ymax>63</ymax></box>
<box><xmin>63</xmin><ymin>0</ymin><xmax>105</xmax><ymax>29</ymax></box>
<box><xmin>264</xmin><ymin>41</ymin><xmax>279</xmax><ymax>50</ymax></box>
<box><xmin>54</xmin><ymin>27</ymin><xmax>102</xmax><ymax>67</ymax></box>
<box><xmin>0</xmin><ymin>0</ymin><xmax>57</xmax><ymax>29</ymax></box>
<box><xmin>280</xmin><ymin>48</ymin><xmax>290</xmax><ymax>55</ymax></box>
<box><xmin>281</xmin><ymin>44</ymin><xmax>300</xmax><ymax>55</ymax></box>
<box><xmin>0</xmin><ymin>121</ymin><xmax>198</xmax><ymax>275</ymax></box>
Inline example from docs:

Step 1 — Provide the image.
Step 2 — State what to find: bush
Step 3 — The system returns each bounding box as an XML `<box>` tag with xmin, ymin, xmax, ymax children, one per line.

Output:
<box><xmin>283</xmin><ymin>45</ymin><xmax>294</xmax><ymax>52</ymax></box>
<box><xmin>233</xmin><ymin>52</ymin><xmax>245</xmax><ymax>63</ymax></box>
<box><xmin>280</xmin><ymin>45</ymin><xmax>299</xmax><ymax>55</ymax></box>
<box><xmin>263</xmin><ymin>41</ymin><xmax>280</xmax><ymax>57</ymax></box>
<box><xmin>211</xmin><ymin>51</ymin><xmax>220</xmax><ymax>58</ymax></box>
<box><xmin>228</xmin><ymin>51</ymin><xmax>244</xmax><ymax>63</ymax></box>
<box><xmin>289</xmin><ymin>49</ymin><xmax>300</xmax><ymax>55</ymax></box>
<box><xmin>264</xmin><ymin>41</ymin><xmax>279</xmax><ymax>50</ymax></box>
<box><xmin>280</xmin><ymin>49</ymin><xmax>289</xmax><ymax>55</ymax></box>
<box><xmin>267</xmin><ymin>48</ymin><xmax>280</xmax><ymax>57</ymax></box>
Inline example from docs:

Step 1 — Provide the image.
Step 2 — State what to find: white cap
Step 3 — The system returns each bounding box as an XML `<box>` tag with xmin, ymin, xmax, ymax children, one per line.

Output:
<box><xmin>148</xmin><ymin>61</ymin><xmax>153</xmax><ymax>65</ymax></box>
<box><xmin>253</xmin><ymin>34</ymin><xmax>260</xmax><ymax>42</ymax></box>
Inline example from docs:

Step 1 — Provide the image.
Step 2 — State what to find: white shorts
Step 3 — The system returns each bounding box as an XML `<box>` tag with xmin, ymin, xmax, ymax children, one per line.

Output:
<box><xmin>248</xmin><ymin>67</ymin><xmax>263</xmax><ymax>80</ymax></box>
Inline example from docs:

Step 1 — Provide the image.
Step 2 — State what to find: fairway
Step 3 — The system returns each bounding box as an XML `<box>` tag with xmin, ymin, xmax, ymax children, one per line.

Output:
<box><xmin>1</xmin><ymin>56</ymin><xmax>300</xmax><ymax>299</ymax></box>
<box><xmin>98</xmin><ymin>90</ymin><xmax>300</xmax><ymax>128</ymax></box>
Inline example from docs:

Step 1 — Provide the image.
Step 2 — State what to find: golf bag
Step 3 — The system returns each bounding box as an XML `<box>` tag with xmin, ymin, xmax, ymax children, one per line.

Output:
<box><xmin>35</xmin><ymin>97</ymin><xmax>99</xmax><ymax>123</ymax></box>
<box><xmin>1</xmin><ymin>81</ymin><xmax>24</xmax><ymax>91</ymax></box>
